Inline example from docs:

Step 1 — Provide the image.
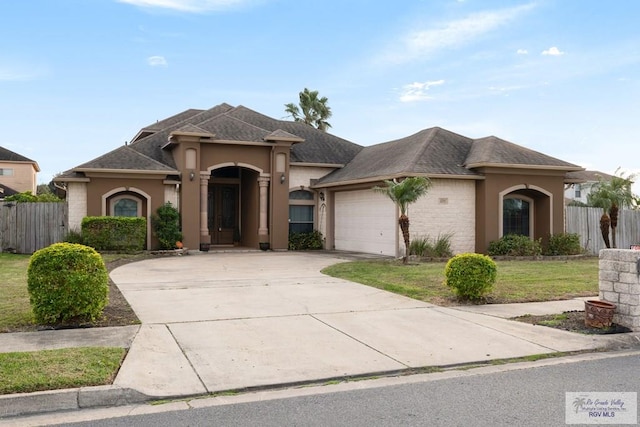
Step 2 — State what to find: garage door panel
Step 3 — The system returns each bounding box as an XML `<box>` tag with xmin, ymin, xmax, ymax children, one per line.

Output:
<box><xmin>334</xmin><ymin>191</ymin><xmax>397</xmax><ymax>256</ymax></box>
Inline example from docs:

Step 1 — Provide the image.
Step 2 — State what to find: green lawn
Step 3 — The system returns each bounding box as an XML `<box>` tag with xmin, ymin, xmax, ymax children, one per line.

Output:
<box><xmin>322</xmin><ymin>258</ymin><xmax>599</xmax><ymax>305</ymax></box>
<box><xmin>0</xmin><ymin>347</ymin><xmax>125</xmax><ymax>394</ymax></box>
<box><xmin>0</xmin><ymin>253</ymin><xmax>33</xmax><ymax>332</ymax></box>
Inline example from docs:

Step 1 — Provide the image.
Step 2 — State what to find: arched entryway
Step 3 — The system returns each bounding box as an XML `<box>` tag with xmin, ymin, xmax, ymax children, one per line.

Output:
<box><xmin>499</xmin><ymin>185</ymin><xmax>553</xmax><ymax>240</ymax></box>
<box><xmin>204</xmin><ymin>164</ymin><xmax>263</xmax><ymax>248</ymax></box>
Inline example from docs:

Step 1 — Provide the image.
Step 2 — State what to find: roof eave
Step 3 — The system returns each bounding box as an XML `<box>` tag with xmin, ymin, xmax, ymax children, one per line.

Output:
<box><xmin>465</xmin><ymin>162</ymin><xmax>584</xmax><ymax>172</ymax></box>
<box><xmin>75</xmin><ymin>168</ymin><xmax>178</xmax><ymax>175</ymax></box>
<box><xmin>313</xmin><ymin>173</ymin><xmax>484</xmax><ymax>189</ymax></box>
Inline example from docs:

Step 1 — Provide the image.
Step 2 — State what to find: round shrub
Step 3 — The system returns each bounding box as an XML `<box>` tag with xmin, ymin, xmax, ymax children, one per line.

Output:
<box><xmin>444</xmin><ymin>253</ymin><xmax>497</xmax><ymax>300</ymax></box>
<box><xmin>27</xmin><ymin>243</ymin><xmax>109</xmax><ymax>325</ymax></box>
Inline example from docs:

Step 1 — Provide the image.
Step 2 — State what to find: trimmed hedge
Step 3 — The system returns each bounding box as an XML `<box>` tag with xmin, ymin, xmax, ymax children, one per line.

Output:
<box><xmin>444</xmin><ymin>253</ymin><xmax>497</xmax><ymax>300</ymax></box>
<box><xmin>288</xmin><ymin>230</ymin><xmax>324</xmax><ymax>250</ymax></box>
<box><xmin>27</xmin><ymin>243</ymin><xmax>109</xmax><ymax>324</ymax></box>
<box><xmin>487</xmin><ymin>234</ymin><xmax>542</xmax><ymax>257</ymax></box>
<box><xmin>81</xmin><ymin>216</ymin><xmax>146</xmax><ymax>251</ymax></box>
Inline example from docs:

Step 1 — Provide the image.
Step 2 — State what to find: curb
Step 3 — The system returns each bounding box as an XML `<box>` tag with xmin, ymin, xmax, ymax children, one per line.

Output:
<box><xmin>0</xmin><ymin>385</ymin><xmax>150</xmax><ymax>419</ymax></box>
<box><xmin>2</xmin><ymin>333</ymin><xmax>640</xmax><ymax>419</ymax></box>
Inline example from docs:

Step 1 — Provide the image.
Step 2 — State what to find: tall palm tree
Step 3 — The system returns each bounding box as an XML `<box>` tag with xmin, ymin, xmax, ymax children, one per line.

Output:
<box><xmin>284</xmin><ymin>88</ymin><xmax>332</xmax><ymax>131</ymax></box>
<box><xmin>588</xmin><ymin>168</ymin><xmax>637</xmax><ymax>248</ymax></box>
<box><xmin>373</xmin><ymin>176</ymin><xmax>432</xmax><ymax>264</ymax></box>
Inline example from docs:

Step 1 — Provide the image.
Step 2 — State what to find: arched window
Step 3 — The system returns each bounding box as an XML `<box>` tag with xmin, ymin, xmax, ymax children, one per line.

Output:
<box><xmin>503</xmin><ymin>197</ymin><xmax>532</xmax><ymax>237</ymax></box>
<box><xmin>111</xmin><ymin>195</ymin><xmax>141</xmax><ymax>217</ymax></box>
<box><xmin>289</xmin><ymin>190</ymin><xmax>314</xmax><ymax>234</ymax></box>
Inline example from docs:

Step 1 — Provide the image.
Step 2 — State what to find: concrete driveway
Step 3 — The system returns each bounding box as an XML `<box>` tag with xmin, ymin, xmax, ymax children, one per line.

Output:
<box><xmin>109</xmin><ymin>252</ymin><xmax>608</xmax><ymax>398</ymax></box>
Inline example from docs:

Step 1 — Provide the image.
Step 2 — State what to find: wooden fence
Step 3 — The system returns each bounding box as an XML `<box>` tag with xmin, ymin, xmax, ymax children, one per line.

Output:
<box><xmin>0</xmin><ymin>202</ymin><xmax>68</xmax><ymax>254</ymax></box>
<box><xmin>566</xmin><ymin>206</ymin><xmax>640</xmax><ymax>255</ymax></box>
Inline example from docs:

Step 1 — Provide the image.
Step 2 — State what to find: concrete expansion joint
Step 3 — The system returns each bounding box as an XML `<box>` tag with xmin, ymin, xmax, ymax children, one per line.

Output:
<box><xmin>166</xmin><ymin>325</ymin><xmax>208</xmax><ymax>393</ymax></box>
<box><xmin>308</xmin><ymin>314</ymin><xmax>410</xmax><ymax>368</ymax></box>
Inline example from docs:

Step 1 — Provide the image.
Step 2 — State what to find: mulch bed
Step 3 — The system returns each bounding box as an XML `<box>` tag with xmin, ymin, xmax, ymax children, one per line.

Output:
<box><xmin>514</xmin><ymin>310</ymin><xmax>632</xmax><ymax>335</ymax></box>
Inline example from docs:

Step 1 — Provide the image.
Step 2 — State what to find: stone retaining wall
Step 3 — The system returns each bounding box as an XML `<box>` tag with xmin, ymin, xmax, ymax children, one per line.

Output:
<box><xmin>599</xmin><ymin>249</ymin><xmax>640</xmax><ymax>331</ymax></box>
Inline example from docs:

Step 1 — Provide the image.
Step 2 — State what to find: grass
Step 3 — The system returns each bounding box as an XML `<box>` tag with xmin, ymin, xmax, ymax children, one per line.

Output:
<box><xmin>0</xmin><ymin>252</ymin><xmax>148</xmax><ymax>332</ymax></box>
<box><xmin>0</xmin><ymin>253</ymin><xmax>34</xmax><ymax>331</ymax></box>
<box><xmin>0</xmin><ymin>347</ymin><xmax>126</xmax><ymax>394</ymax></box>
<box><xmin>322</xmin><ymin>258</ymin><xmax>598</xmax><ymax>305</ymax></box>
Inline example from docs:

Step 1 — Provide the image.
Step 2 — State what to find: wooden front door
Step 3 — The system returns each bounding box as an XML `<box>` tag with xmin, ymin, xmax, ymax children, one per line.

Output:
<box><xmin>208</xmin><ymin>184</ymin><xmax>238</xmax><ymax>245</ymax></box>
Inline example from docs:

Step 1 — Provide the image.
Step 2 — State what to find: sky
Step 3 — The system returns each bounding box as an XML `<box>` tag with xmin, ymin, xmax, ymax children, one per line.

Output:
<box><xmin>2</xmin><ymin>0</ymin><xmax>639</xmax><ymax>194</ymax></box>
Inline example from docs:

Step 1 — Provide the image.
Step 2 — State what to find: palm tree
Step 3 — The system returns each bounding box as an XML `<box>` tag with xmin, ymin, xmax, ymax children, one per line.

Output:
<box><xmin>284</xmin><ymin>88</ymin><xmax>332</xmax><ymax>131</ymax></box>
<box><xmin>587</xmin><ymin>168</ymin><xmax>637</xmax><ymax>248</ymax></box>
<box><xmin>373</xmin><ymin>176</ymin><xmax>432</xmax><ymax>264</ymax></box>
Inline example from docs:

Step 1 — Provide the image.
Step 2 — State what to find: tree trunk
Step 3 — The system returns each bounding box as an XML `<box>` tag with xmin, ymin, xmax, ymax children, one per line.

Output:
<box><xmin>600</xmin><ymin>213</ymin><xmax>611</xmax><ymax>249</ymax></box>
<box><xmin>399</xmin><ymin>214</ymin><xmax>410</xmax><ymax>264</ymax></box>
<box><xmin>610</xmin><ymin>204</ymin><xmax>619</xmax><ymax>248</ymax></box>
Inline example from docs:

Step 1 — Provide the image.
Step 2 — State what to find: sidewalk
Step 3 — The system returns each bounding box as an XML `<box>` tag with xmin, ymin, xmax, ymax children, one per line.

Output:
<box><xmin>2</xmin><ymin>252</ymin><xmax>639</xmax><ymax>419</ymax></box>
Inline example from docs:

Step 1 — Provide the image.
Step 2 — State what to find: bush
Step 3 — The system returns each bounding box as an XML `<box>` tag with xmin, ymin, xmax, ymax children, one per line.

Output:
<box><xmin>544</xmin><ymin>233</ymin><xmax>583</xmax><ymax>256</ymax></box>
<box><xmin>27</xmin><ymin>243</ymin><xmax>109</xmax><ymax>324</ymax></box>
<box><xmin>3</xmin><ymin>191</ymin><xmax>62</xmax><ymax>202</ymax></box>
<box><xmin>410</xmin><ymin>234</ymin><xmax>454</xmax><ymax>258</ymax></box>
<box><xmin>81</xmin><ymin>216</ymin><xmax>146</xmax><ymax>252</ymax></box>
<box><xmin>444</xmin><ymin>253</ymin><xmax>497</xmax><ymax>300</ymax></box>
<box><xmin>487</xmin><ymin>234</ymin><xmax>542</xmax><ymax>256</ymax></box>
<box><xmin>151</xmin><ymin>203</ymin><xmax>183</xmax><ymax>250</ymax></box>
<box><xmin>289</xmin><ymin>230</ymin><xmax>324</xmax><ymax>250</ymax></box>
<box><xmin>64</xmin><ymin>229</ymin><xmax>84</xmax><ymax>244</ymax></box>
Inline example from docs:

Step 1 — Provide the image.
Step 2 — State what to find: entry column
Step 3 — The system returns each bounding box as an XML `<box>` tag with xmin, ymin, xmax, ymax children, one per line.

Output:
<box><xmin>258</xmin><ymin>176</ymin><xmax>269</xmax><ymax>241</ymax></box>
<box><xmin>200</xmin><ymin>174</ymin><xmax>211</xmax><ymax>247</ymax></box>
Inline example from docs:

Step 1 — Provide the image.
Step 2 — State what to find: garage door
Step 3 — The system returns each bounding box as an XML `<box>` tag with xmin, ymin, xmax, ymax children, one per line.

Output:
<box><xmin>334</xmin><ymin>190</ymin><xmax>397</xmax><ymax>256</ymax></box>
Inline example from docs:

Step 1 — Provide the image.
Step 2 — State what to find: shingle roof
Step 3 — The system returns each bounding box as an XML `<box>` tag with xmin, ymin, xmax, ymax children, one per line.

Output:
<box><xmin>317</xmin><ymin>128</ymin><xmax>583</xmax><ymax>186</ymax></box>
<box><xmin>61</xmin><ymin>103</ymin><xmax>363</xmax><ymax>176</ymax></box>
<box><xmin>0</xmin><ymin>183</ymin><xmax>18</xmax><ymax>196</ymax></box>
<box><xmin>317</xmin><ymin>127</ymin><xmax>477</xmax><ymax>185</ymax></box>
<box><xmin>565</xmin><ymin>170</ymin><xmax>614</xmax><ymax>183</ymax></box>
<box><xmin>465</xmin><ymin>136</ymin><xmax>582</xmax><ymax>170</ymax></box>
<box><xmin>0</xmin><ymin>146</ymin><xmax>37</xmax><ymax>164</ymax></box>
<box><xmin>74</xmin><ymin>145</ymin><xmax>177</xmax><ymax>172</ymax></box>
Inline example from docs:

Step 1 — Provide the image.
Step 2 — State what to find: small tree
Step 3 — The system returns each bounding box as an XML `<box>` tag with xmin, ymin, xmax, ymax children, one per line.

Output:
<box><xmin>151</xmin><ymin>202</ymin><xmax>183</xmax><ymax>250</ymax></box>
<box><xmin>588</xmin><ymin>168</ymin><xmax>637</xmax><ymax>248</ymax></box>
<box><xmin>373</xmin><ymin>176</ymin><xmax>432</xmax><ymax>264</ymax></box>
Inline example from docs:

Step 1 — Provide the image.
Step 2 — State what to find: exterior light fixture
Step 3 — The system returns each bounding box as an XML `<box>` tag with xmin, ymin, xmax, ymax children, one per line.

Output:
<box><xmin>280</xmin><ymin>173</ymin><xmax>286</xmax><ymax>184</ymax></box>
<box><xmin>189</xmin><ymin>171</ymin><xmax>195</xmax><ymax>181</ymax></box>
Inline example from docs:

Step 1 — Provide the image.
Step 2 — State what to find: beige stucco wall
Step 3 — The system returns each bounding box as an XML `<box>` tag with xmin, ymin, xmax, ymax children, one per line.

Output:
<box><xmin>67</xmin><ymin>182</ymin><xmax>87</xmax><ymax>232</ymax></box>
<box><xmin>0</xmin><ymin>162</ymin><xmax>37</xmax><ymax>194</ymax></box>
<box><xmin>289</xmin><ymin>165</ymin><xmax>337</xmax><ymax>242</ymax></box>
<box><xmin>408</xmin><ymin>178</ymin><xmax>476</xmax><ymax>254</ymax></box>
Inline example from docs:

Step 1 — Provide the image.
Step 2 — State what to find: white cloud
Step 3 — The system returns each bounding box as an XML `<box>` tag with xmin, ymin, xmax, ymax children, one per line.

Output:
<box><xmin>117</xmin><ymin>0</ymin><xmax>251</xmax><ymax>12</ymax></box>
<box><xmin>147</xmin><ymin>56</ymin><xmax>168</xmax><ymax>67</ymax></box>
<box><xmin>378</xmin><ymin>3</ymin><xmax>536</xmax><ymax>65</ymax></box>
<box><xmin>542</xmin><ymin>46</ymin><xmax>565</xmax><ymax>56</ymax></box>
<box><xmin>516</xmin><ymin>49</ymin><xmax>528</xmax><ymax>55</ymax></box>
<box><xmin>399</xmin><ymin>80</ymin><xmax>445</xmax><ymax>102</ymax></box>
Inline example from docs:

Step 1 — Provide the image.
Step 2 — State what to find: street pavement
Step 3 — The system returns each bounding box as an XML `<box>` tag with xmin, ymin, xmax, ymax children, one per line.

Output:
<box><xmin>1</xmin><ymin>251</ymin><xmax>639</xmax><ymax>419</ymax></box>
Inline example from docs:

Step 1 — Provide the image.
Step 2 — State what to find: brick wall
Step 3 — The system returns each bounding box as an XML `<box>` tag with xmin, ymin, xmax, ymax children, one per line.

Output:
<box><xmin>408</xmin><ymin>179</ymin><xmax>476</xmax><ymax>254</ymax></box>
<box><xmin>599</xmin><ymin>249</ymin><xmax>640</xmax><ymax>331</ymax></box>
<box><xmin>67</xmin><ymin>182</ymin><xmax>87</xmax><ymax>232</ymax></box>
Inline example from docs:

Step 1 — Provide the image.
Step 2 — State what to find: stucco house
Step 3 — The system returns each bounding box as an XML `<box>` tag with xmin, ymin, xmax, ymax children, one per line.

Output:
<box><xmin>55</xmin><ymin>103</ymin><xmax>582</xmax><ymax>255</ymax></box>
<box><xmin>0</xmin><ymin>146</ymin><xmax>40</xmax><ymax>196</ymax></box>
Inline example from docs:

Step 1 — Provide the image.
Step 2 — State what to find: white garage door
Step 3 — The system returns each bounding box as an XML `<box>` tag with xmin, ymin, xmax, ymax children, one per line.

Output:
<box><xmin>334</xmin><ymin>190</ymin><xmax>397</xmax><ymax>256</ymax></box>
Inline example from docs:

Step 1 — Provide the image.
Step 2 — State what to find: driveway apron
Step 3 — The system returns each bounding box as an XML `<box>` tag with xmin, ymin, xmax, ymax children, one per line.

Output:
<box><xmin>109</xmin><ymin>252</ymin><xmax>607</xmax><ymax>398</ymax></box>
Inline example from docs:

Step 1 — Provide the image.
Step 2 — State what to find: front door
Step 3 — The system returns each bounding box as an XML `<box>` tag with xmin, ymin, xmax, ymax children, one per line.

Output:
<box><xmin>208</xmin><ymin>184</ymin><xmax>238</xmax><ymax>245</ymax></box>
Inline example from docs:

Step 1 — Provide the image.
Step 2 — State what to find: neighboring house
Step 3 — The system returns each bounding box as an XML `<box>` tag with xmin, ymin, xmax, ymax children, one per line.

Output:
<box><xmin>54</xmin><ymin>103</ymin><xmax>583</xmax><ymax>255</ymax></box>
<box><xmin>0</xmin><ymin>146</ymin><xmax>40</xmax><ymax>195</ymax></box>
<box><xmin>564</xmin><ymin>170</ymin><xmax>614</xmax><ymax>205</ymax></box>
